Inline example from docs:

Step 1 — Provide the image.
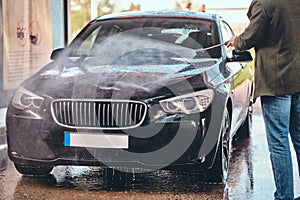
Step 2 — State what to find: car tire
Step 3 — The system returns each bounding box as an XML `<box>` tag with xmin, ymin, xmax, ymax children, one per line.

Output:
<box><xmin>206</xmin><ymin>107</ymin><xmax>231</xmax><ymax>183</ymax></box>
<box><xmin>236</xmin><ymin>104</ymin><xmax>253</xmax><ymax>140</ymax></box>
<box><xmin>14</xmin><ymin>164</ymin><xmax>53</xmax><ymax>176</ymax></box>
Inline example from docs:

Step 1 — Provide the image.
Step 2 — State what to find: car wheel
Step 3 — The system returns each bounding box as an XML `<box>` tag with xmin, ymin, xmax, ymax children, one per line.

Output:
<box><xmin>206</xmin><ymin>107</ymin><xmax>231</xmax><ymax>183</ymax></box>
<box><xmin>236</xmin><ymin>104</ymin><xmax>253</xmax><ymax>140</ymax></box>
<box><xmin>14</xmin><ymin>164</ymin><xmax>53</xmax><ymax>176</ymax></box>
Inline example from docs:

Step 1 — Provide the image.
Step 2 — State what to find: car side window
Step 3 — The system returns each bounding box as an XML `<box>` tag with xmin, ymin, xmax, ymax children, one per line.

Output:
<box><xmin>221</xmin><ymin>21</ymin><xmax>234</xmax><ymax>42</ymax></box>
<box><xmin>220</xmin><ymin>21</ymin><xmax>234</xmax><ymax>56</ymax></box>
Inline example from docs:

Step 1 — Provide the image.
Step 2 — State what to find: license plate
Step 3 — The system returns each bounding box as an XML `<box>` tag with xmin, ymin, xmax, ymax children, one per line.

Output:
<box><xmin>64</xmin><ymin>132</ymin><xmax>128</xmax><ymax>149</ymax></box>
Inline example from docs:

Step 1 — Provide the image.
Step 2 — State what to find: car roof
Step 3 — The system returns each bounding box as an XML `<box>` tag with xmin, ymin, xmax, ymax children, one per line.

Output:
<box><xmin>96</xmin><ymin>10</ymin><xmax>218</xmax><ymax>21</ymax></box>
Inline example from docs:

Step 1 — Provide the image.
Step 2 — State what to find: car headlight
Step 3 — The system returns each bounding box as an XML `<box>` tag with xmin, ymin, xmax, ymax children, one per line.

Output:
<box><xmin>159</xmin><ymin>89</ymin><xmax>214</xmax><ymax>114</ymax></box>
<box><xmin>12</xmin><ymin>86</ymin><xmax>44</xmax><ymax>110</ymax></box>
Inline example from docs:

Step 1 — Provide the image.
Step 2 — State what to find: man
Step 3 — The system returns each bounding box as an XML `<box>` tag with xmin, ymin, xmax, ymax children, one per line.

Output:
<box><xmin>226</xmin><ymin>0</ymin><xmax>300</xmax><ymax>199</ymax></box>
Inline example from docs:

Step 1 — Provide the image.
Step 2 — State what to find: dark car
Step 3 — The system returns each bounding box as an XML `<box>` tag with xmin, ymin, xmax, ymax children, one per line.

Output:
<box><xmin>6</xmin><ymin>10</ymin><xmax>253</xmax><ymax>183</ymax></box>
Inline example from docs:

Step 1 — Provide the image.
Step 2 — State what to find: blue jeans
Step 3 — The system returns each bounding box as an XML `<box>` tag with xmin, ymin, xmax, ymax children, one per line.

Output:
<box><xmin>261</xmin><ymin>95</ymin><xmax>300</xmax><ymax>200</ymax></box>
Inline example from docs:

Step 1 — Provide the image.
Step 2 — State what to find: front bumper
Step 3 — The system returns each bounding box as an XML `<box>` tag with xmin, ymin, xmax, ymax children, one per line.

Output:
<box><xmin>6</xmin><ymin>84</ymin><xmax>232</xmax><ymax>171</ymax></box>
<box><xmin>6</xmin><ymin>107</ymin><xmax>218</xmax><ymax>171</ymax></box>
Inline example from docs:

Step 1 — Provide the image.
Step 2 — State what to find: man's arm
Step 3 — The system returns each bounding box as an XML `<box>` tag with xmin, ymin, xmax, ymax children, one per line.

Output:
<box><xmin>227</xmin><ymin>0</ymin><xmax>268</xmax><ymax>51</ymax></box>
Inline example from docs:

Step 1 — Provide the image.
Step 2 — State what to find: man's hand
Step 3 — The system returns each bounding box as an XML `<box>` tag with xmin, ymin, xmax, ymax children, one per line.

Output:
<box><xmin>226</xmin><ymin>36</ymin><xmax>237</xmax><ymax>48</ymax></box>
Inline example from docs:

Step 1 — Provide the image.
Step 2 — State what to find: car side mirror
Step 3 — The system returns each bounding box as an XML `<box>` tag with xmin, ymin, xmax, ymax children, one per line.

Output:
<box><xmin>50</xmin><ymin>48</ymin><xmax>65</xmax><ymax>60</ymax></box>
<box><xmin>227</xmin><ymin>50</ymin><xmax>253</xmax><ymax>62</ymax></box>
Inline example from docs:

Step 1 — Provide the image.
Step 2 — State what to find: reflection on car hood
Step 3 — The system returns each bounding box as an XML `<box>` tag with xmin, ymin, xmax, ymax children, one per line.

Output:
<box><xmin>40</xmin><ymin>63</ymin><xmax>212</xmax><ymax>78</ymax></box>
<box><xmin>24</xmin><ymin>58</ymin><xmax>221</xmax><ymax>100</ymax></box>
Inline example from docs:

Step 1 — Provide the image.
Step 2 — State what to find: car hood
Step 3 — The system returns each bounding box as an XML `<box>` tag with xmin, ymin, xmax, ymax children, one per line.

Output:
<box><xmin>22</xmin><ymin>57</ymin><xmax>222</xmax><ymax>100</ymax></box>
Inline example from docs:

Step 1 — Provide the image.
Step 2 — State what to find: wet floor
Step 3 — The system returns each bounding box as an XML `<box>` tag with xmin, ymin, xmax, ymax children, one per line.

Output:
<box><xmin>0</xmin><ymin>153</ymin><xmax>225</xmax><ymax>199</ymax></box>
<box><xmin>0</xmin><ymin>103</ymin><xmax>299</xmax><ymax>200</ymax></box>
<box><xmin>227</xmin><ymin>108</ymin><xmax>300</xmax><ymax>200</ymax></box>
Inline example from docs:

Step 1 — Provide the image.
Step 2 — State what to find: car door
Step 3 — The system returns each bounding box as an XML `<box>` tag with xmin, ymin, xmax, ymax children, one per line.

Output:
<box><xmin>221</xmin><ymin>20</ymin><xmax>252</xmax><ymax>134</ymax></box>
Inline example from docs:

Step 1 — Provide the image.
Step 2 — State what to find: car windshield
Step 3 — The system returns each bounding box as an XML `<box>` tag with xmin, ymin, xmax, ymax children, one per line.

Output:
<box><xmin>67</xmin><ymin>17</ymin><xmax>221</xmax><ymax>63</ymax></box>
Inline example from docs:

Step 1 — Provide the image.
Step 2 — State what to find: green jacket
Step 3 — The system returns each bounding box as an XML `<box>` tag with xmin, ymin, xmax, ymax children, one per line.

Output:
<box><xmin>234</xmin><ymin>0</ymin><xmax>300</xmax><ymax>99</ymax></box>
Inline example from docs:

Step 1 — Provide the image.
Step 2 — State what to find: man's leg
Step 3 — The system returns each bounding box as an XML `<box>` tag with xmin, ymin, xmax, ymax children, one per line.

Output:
<box><xmin>261</xmin><ymin>95</ymin><xmax>294</xmax><ymax>200</ymax></box>
<box><xmin>290</xmin><ymin>93</ymin><xmax>300</xmax><ymax>177</ymax></box>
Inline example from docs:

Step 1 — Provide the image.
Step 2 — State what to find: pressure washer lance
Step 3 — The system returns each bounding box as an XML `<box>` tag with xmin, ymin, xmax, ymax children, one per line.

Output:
<box><xmin>195</xmin><ymin>40</ymin><xmax>229</xmax><ymax>53</ymax></box>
